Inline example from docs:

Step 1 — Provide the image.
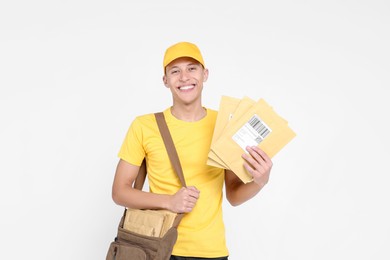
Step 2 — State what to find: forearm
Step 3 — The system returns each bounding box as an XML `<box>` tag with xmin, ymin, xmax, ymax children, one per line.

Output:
<box><xmin>227</xmin><ymin>181</ymin><xmax>264</xmax><ymax>206</ymax></box>
<box><xmin>111</xmin><ymin>160</ymin><xmax>200</xmax><ymax>213</ymax></box>
<box><xmin>112</xmin><ymin>185</ymin><xmax>171</xmax><ymax>210</ymax></box>
<box><xmin>226</xmin><ymin>146</ymin><xmax>272</xmax><ymax>206</ymax></box>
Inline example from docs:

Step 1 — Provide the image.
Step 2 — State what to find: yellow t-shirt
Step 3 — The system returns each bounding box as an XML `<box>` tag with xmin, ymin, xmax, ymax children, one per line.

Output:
<box><xmin>118</xmin><ymin>108</ymin><xmax>229</xmax><ymax>257</ymax></box>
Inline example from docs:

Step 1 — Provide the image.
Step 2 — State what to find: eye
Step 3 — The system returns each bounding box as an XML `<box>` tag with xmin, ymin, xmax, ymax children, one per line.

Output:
<box><xmin>170</xmin><ymin>69</ymin><xmax>179</xmax><ymax>75</ymax></box>
<box><xmin>188</xmin><ymin>66</ymin><xmax>197</xmax><ymax>71</ymax></box>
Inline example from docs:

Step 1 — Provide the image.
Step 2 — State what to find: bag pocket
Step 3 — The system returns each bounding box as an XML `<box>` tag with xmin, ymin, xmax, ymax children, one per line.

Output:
<box><xmin>106</xmin><ymin>241</ymin><xmax>147</xmax><ymax>260</ymax></box>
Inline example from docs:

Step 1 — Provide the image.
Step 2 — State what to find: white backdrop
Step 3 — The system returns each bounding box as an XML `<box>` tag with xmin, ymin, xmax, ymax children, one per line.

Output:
<box><xmin>1</xmin><ymin>1</ymin><xmax>389</xmax><ymax>259</ymax></box>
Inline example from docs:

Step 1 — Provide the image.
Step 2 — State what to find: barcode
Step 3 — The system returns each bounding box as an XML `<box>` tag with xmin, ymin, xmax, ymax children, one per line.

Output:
<box><xmin>249</xmin><ymin>115</ymin><xmax>271</xmax><ymax>139</ymax></box>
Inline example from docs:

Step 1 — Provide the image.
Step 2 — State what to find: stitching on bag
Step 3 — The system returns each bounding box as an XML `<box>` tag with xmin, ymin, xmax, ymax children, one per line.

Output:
<box><xmin>113</xmin><ymin>246</ymin><xmax>117</xmax><ymax>260</ymax></box>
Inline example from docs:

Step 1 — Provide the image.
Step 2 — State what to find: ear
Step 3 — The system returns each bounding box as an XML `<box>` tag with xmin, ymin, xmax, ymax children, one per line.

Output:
<box><xmin>163</xmin><ymin>75</ymin><xmax>169</xmax><ymax>88</ymax></box>
<box><xmin>203</xmin><ymin>68</ymin><xmax>209</xmax><ymax>82</ymax></box>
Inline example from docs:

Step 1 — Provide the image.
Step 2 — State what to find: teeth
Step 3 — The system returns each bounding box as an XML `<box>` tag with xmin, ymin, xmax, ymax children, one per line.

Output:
<box><xmin>179</xmin><ymin>85</ymin><xmax>194</xmax><ymax>90</ymax></box>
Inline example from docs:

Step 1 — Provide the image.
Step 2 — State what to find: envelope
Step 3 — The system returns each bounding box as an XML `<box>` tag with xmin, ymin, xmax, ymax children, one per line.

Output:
<box><xmin>124</xmin><ymin>209</ymin><xmax>165</xmax><ymax>237</ymax></box>
<box><xmin>207</xmin><ymin>96</ymin><xmax>240</xmax><ymax>169</ymax></box>
<box><xmin>211</xmin><ymin>98</ymin><xmax>296</xmax><ymax>183</ymax></box>
<box><xmin>207</xmin><ymin>96</ymin><xmax>255</xmax><ymax>168</ymax></box>
<box><xmin>158</xmin><ymin>210</ymin><xmax>177</xmax><ymax>237</ymax></box>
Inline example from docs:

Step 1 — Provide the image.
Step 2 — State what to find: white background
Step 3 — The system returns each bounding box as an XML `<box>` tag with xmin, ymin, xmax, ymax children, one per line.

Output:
<box><xmin>1</xmin><ymin>1</ymin><xmax>389</xmax><ymax>259</ymax></box>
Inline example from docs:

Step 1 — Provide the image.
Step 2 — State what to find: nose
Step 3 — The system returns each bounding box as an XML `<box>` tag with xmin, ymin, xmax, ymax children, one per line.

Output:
<box><xmin>179</xmin><ymin>71</ymin><xmax>189</xmax><ymax>81</ymax></box>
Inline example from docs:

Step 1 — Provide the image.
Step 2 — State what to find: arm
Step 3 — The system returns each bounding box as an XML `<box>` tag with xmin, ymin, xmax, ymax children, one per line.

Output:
<box><xmin>225</xmin><ymin>146</ymin><xmax>273</xmax><ymax>206</ymax></box>
<box><xmin>112</xmin><ymin>159</ymin><xmax>200</xmax><ymax>213</ymax></box>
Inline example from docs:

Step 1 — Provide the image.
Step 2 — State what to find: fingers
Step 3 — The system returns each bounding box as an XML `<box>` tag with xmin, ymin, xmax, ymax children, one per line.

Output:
<box><xmin>187</xmin><ymin>186</ymin><xmax>200</xmax><ymax>199</ymax></box>
<box><xmin>241</xmin><ymin>146</ymin><xmax>273</xmax><ymax>187</ymax></box>
<box><xmin>242</xmin><ymin>146</ymin><xmax>272</xmax><ymax>169</ymax></box>
<box><xmin>183</xmin><ymin>186</ymin><xmax>200</xmax><ymax>206</ymax></box>
<box><xmin>173</xmin><ymin>186</ymin><xmax>200</xmax><ymax>213</ymax></box>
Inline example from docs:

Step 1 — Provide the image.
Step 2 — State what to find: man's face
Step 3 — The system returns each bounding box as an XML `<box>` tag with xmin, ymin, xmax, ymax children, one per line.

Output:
<box><xmin>163</xmin><ymin>57</ymin><xmax>209</xmax><ymax>106</ymax></box>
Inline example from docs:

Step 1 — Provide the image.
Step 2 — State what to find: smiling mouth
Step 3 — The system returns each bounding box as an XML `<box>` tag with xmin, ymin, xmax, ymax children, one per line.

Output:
<box><xmin>178</xmin><ymin>85</ymin><xmax>195</xmax><ymax>90</ymax></box>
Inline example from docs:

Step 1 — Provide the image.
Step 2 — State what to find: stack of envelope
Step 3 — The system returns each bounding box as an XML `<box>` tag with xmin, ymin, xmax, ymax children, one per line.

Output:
<box><xmin>207</xmin><ymin>96</ymin><xmax>296</xmax><ymax>183</ymax></box>
<box><xmin>124</xmin><ymin>209</ymin><xmax>177</xmax><ymax>237</ymax></box>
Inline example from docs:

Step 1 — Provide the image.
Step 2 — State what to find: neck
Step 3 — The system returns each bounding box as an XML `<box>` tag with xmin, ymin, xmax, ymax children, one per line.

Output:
<box><xmin>170</xmin><ymin>104</ymin><xmax>206</xmax><ymax>122</ymax></box>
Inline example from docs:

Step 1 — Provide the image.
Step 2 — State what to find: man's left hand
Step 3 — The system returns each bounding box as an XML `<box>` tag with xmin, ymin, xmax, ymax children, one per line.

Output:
<box><xmin>242</xmin><ymin>146</ymin><xmax>273</xmax><ymax>188</ymax></box>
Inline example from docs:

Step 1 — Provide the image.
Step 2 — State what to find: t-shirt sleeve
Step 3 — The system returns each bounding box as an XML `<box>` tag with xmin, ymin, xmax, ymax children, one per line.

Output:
<box><xmin>118</xmin><ymin>117</ymin><xmax>145</xmax><ymax>166</ymax></box>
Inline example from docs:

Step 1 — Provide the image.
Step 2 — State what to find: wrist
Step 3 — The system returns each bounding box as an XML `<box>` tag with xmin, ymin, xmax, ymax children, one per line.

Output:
<box><xmin>161</xmin><ymin>194</ymin><xmax>173</xmax><ymax>211</ymax></box>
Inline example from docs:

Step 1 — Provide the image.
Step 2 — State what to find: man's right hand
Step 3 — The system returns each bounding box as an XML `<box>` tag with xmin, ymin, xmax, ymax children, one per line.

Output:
<box><xmin>169</xmin><ymin>186</ymin><xmax>200</xmax><ymax>213</ymax></box>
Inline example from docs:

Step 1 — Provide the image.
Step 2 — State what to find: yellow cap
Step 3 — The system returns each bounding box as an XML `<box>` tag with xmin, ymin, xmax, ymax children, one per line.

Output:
<box><xmin>163</xmin><ymin>42</ymin><xmax>205</xmax><ymax>71</ymax></box>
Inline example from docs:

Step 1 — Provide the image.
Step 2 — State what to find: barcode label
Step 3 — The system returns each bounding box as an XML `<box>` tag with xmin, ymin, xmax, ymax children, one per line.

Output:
<box><xmin>248</xmin><ymin>115</ymin><xmax>271</xmax><ymax>140</ymax></box>
<box><xmin>232</xmin><ymin>114</ymin><xmax>272</xmax><ymax>151</ymax></box>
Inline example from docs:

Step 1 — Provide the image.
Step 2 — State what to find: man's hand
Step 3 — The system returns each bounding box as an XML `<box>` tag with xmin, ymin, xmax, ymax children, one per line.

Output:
<box><xmin>169</xmin><ymin>186</ymin><xmax>200</xmax><ymax>213</ymax></box>
<box><xmin>242</xmin><ymin>146</ymin><xmax>273</xmax><ymax>188</ymax></box>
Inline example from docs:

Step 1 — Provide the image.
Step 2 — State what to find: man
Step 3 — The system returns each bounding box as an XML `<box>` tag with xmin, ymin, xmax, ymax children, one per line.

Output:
<box><xmin>112</xmin><ymin>42</ymin><xmax>273</xmax><ymax>259</ymax></box>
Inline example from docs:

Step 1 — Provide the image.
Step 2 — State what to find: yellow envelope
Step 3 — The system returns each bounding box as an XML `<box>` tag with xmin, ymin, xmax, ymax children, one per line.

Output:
<box><xmin>207</xmin><ymin>96</ymin><xmax>255</xmax><ymax>168</ymax></box>
<box><xmin>124</xmin><ymin>209</ymin><xmax>165</xmax><ymax>237</ymax></box>
<box><xmin>211</xmin><ymin>98</ymin><xmax>296</xmax><ymax>183</ymax></box>
<box><xmin>159</xmin><ymin>210</ymin><xmax>178</xmax><ymax>237</ymax></box>
<box><xmin>207</xmin><ymin>96</ymin><xmax>240</xmax><ymax>168</ymax></box>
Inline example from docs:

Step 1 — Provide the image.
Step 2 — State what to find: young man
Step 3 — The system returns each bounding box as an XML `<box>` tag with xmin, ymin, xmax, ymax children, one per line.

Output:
<box><xmin>112</xmin><ymin>42</ymin><xmax>273</xmax><ymax>259</ymax></box>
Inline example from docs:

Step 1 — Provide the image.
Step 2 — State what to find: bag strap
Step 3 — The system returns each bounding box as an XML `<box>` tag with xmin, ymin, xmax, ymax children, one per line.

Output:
<box><xmin>133</xmin><ymin>112</ymin><xmax>187</xmax><ymax>189</ymax></box>
<box><xmin>133</xmin><ymin>159</ymin><xmax>147</xmax><ymax>190</ymax></box>
<box><xmin>154</xmin><ymin>112</ymin><xmax>187</xmax><ymax>188</ymax></box>
<box><xmin>154</xmin><ymin>112</ymin><xmax>186</xmax><ymax>227</ymax></box>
